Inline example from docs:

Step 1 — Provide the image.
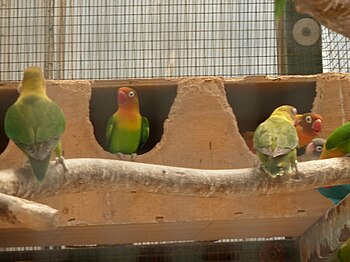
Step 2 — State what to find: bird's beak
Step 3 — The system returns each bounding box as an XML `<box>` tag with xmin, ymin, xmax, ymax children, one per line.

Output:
<box><xmin>118</xmin><ymin>90</ymin><xmax>127</xmax><ymax>105</ymax></box>
<box><xmin>312</xmin><ymin>119</ymin><xmax>322</xmax><ymax>134</ymax></box>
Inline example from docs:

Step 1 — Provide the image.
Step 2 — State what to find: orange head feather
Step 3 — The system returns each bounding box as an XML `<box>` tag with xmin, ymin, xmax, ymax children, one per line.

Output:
<box><xmin>117</xmin><ymin>87</ymin><xmax>140</xmax><ymax>113</ymax></box>
<box><xmin>295</xmin><ymin>113</ymin><xmax>323</xmax><ymax>148</ymax></box>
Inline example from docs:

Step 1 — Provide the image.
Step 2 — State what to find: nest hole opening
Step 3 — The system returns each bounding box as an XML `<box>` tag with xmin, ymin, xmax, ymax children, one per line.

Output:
<box><xmin>89</xmin><ymin>83</ymin><xmax>177</xmax><ymax>154</ymax></box>
<box><xmin>0</xmin><ymin>88</ymin><xmax>19</xmax><ymax>154</ymax></box>
<box><xmin>225</xmin><ymin>80</ymin><xmax>317</xmax><ymax>135</ymax></box>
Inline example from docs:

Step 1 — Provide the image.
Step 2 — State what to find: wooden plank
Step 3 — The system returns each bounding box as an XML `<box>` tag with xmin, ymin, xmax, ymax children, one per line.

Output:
<box><xmin>0</xmin><ymin>193</ymin><xmax>58</xmax><ymax>231</ymax></box>
<box><xmin>0</xmin><ymin>216</ymin><xmax>321</xmax><ymax>247</ymax></box>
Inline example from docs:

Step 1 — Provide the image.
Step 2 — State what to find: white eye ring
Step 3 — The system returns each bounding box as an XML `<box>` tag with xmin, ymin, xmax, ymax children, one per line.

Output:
<box><xmin>128</xmin><ymin>91</ymin><xmax>135</xmax><ymax>97</ymax></box>
<box><xmin>305</xmin><ymin>115</ymin><xmax>312</xmax><ymax>124</ymax></box>
<box><xmin>315</xmin><ymin>145</ymin><xmax>323</xmax><ymax>152</ymax></box>
<box><xmin>292</xmin><ymin>108</ymin><xmax>297</xmax><ymax>115</ymax></box>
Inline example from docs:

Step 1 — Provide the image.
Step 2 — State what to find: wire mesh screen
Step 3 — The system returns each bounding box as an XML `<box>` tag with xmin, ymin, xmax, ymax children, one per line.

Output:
<box><xmin>322</xmin><ymin>28</ymin><xmax>350</xmax><ymax>72</ymax></box>
<box><xmin>0</xmin><ymin>239</ymin><xmax>299</xmax><ymax>262</ymax></box>
<box><xmin>0</xmin><ymin>0</ymin><xmax>349</xmax><ymax>80</ymax></box>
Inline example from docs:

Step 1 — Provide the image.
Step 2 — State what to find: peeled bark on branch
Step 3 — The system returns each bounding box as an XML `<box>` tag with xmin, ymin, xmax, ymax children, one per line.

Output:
<box><xmin>293</xmin><ymin>0</ymin><xmax>350</xmax><ymax>38</ymax></box>
<box><xmin>0</xmin><ymin>192</ymin><xmax>58</xmax><ymax>231</ymax></box>
<box><xmin>0</xmin><ymin>157</ymin><xmax>350</xmax><ymax>200</ymax></box>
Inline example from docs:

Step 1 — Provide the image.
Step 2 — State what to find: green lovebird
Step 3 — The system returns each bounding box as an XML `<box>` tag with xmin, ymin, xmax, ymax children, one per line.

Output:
<box><xmin>338</xmin><ymin>238</ymin><xmax>350</xmax><ymax>262</ymax></box>
<box><xmin>253</xmin><ymin>105</ymin><xmax>299</xmax><ymax>178</ymax></box>
<box><xmin>317</xmin><ymin>122</ymin><xmax>350</xmax><ymax>204</ymax></box>
<box><xmin>106</xmin><ymin>87</ymin><xmax>149</xmax><ymax>158</ymax></box>
<box><xmin>320</xmin><ymin>121</ymin><xmax>350</xmax><ymax>159</ymax></box>
<box><xmin>4</xmin><ymin>66</ymin><xmax>66</xmax><ymax>182</ymax></box>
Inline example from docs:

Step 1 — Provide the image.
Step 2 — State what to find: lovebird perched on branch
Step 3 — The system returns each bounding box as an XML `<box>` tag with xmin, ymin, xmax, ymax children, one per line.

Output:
<box><xmin>295</xmin><ymin>113</ymin><xmax>322</xmax><ymax>148</ymax></box>
<box><xmin>106</xmin><ymin>87</ymin><xmax>149</xmax><ymax>159</ymax></box>
<box><xmin>242</xmin><ymin>112</ymin><xmax>322</xmax><ymax>155</ymax></box>
<box><xmin>253</xmin><ymin>105</ymin><xmax>298</xmax><ymax>178</ymax></box>
<box><xmin>316</xmin><ymin>122</ymin><xmax>350</xmax><ymax>204</ymax></box>
<box><xmin>4</xmin><ymin>66</ymin><xmax>67</xmax><ymax>182</ymax></box>
<box><xmin>300</xmin><ymin>138</ymin><xmax>325</xmax><ymax>161</ymax></box>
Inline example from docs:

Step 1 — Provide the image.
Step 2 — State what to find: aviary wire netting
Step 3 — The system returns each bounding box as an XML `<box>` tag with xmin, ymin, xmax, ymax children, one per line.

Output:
<box><xmin>0</xmin><ymin>238</ymin><xmax>298</xmax><ymax>262</ymax></box>
<box><xmin>0</xmin><ymin>0</ymin><xmax>349</xmax><ymax>81</ymax></box>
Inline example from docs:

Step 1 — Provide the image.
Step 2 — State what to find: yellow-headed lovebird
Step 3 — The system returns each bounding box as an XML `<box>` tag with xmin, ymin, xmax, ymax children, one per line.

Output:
<box><xmin>106</xmin><ymin>87</ymin><xmax>149</xmax><ymax>159</ymax></box>
<box><xmin>295</xmin><ymin>113</ymin><xmax>322</xmax><ymax>148</ymax></box>
<box><xmin>4</xmin><ymin>67</ymin><xmax>66</xmax><ymax>182</ymax></box>
<box><xmin>253</xmin><ymin>105</ymin><xmax>298</xmax><ymax>178</ymax></box>
<box><xmin>243</xmin><ymin>112</ymin><xmax>322</xmax><ymax>155</ymax></box>
<box><xmin>316</xmin><ymin>122</ymin><xmax>350</xmax><ymax>204</ymax></box>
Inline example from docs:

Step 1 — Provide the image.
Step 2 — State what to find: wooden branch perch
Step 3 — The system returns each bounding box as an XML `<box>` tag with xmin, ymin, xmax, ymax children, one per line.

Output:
<box><xmin>0</xmin><ymin>157</ymin><xmax>350</xmax><ymax>200</ymax></box>
<box><xmin>0</xmin><ymin>192</ymin><xmax>58</xmax><ymax>231</ymax></box>
<box><xmin>299</xmin><ymin>194</ymin><xmax>350</xmax><ymax>261</ymax></box>
<box><xmin>293</xmin><ymin>0</ymin><xmax>350</xmax><ymax>38</ymax></box>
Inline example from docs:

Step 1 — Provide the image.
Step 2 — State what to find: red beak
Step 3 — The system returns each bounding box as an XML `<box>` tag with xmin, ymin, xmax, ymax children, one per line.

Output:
<box><xmin>118</xmin><ymin>90</ymin><xmax>127</xmax><ymax>105</ymax></box>
<box><xmin>312</xmin><ymin>119</ymin><xmax>322</xmax><ymax>134</ymax></box>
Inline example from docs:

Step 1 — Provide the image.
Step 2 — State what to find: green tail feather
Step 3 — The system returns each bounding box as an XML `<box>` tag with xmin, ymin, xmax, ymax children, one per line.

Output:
<box><xmin>261</xmin><ymin>157</ymin><xmax>284</xmax><ymax>178</ymax></box>
<box><xmin>259</xmin><ymin>153</ymin><xmax>296</xmax><ymax>178</ymax></box>
<box><xmin>28</xmin><ymin>155</ymin><xmax>51</xmax><ymax>182</ymax></box>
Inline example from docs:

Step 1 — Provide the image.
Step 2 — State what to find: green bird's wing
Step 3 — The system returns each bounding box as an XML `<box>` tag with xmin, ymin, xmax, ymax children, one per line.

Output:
<box><xmin>254</xmin><ymin>116</ymin><xmax>298</xmax><ymax>157</ymax></box>
<box><xmin>325</xmin><ymin>122</ymin><xmax>350</xmax><ymax>151</ymax></box>
<box><xmin>5</xmin><ymin>96</ymin><xmax>65</xmax><ymax>159</ymax></box>
<box><xmin>4</xmin><ymin>96</ymin><xmax>65</xmax><ymax>181</ymax></box>
<box><xmin>138</xmin><ymin>116</ymin><xmax>150</xmax><ymax>150</ymax></box>
<box><xmin>106</xmin><ymin>114</ymin><xmax>117</xmax><ymax>148</ymax></box>
<box><xmin>275</xmin><ymin>0</ymin><xmax>286</xmax><ymax>21</ymax></box>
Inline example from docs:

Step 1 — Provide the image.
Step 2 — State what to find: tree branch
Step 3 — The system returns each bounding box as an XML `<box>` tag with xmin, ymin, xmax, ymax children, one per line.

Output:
<box><xmin>0</xmin><ymin>157</ymin><xmax>350</xmax><ymax>200</ymax></box>
<box><xmin>0</xmin><ymin>192</ymin><xmax>58</xmax><ymax>231</ymax></box>
<box><xmin>293</xmin><ymin>0</ymin><xmax>350</xmax><ymax>38</ymax></box>
<box><xmin>299</xmin><ymin>194</ymin><xmax>350</xmax><ymax>261</ymax></box>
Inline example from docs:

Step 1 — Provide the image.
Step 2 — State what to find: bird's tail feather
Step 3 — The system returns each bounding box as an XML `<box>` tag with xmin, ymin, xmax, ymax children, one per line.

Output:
<box><xmin>262</xmin><ymin>155</ymin><xmax>294</xmax><ymax>178</ymax></box>
<box><xmin>28</xmin><ymin>155</ymin><xmax>51</xmax><ymax>182</ymax></box>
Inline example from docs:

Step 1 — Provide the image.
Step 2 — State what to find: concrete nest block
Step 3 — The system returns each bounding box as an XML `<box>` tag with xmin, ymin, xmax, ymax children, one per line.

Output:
<box><xmin>0</xmin><ymin>77</ymin><xmax>257</xmax><ymax>170</ymax></box>
<box><xmin>0</xmin><ymin>73</ymin><xmax>350</xmax><ymax>248</ymax></box>
<box><xmin>1</xmin><ymin>73</ymin><xmax>349</xmax><ymax>170</ymax></box>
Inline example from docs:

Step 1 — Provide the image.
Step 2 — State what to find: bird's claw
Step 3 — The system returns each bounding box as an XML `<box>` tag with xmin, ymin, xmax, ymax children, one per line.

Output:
<box><xmin>117</xmin><ymin>152</ymin><xmax>127</xmax><ymax>160</ymax></box>
<box><xmin>117</xmin><ymin>152</ymin><xmax>138</xmax><ymax>161</ymax></box>
<box><xmin>325</xmin><ymin>207</ymin><xmax>333</xmax><ymax>220</ymax></box>
<box><xmin>130</xmin><ymin>153</ymin><xmax>138</xmax><ymax>161</ymax></box>
<box><xmin>55</xmin><ymin>156</ymin><xmax>68</xmax><ymax>171</ymax></box>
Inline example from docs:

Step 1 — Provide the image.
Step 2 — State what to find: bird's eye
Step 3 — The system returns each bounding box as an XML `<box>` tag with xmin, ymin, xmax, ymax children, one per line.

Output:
<box><xmin>305</xmin><ymin>115</ymin><xmax>312</xmax><ymax>124</ymax></box>
<box><xmin>315</xmin><ymin>145</ymin><xmax>323</xmax><ymax>152</ymax></box>
<box><xmin>128</xmin><ymin>91</ymin><xmax>135</xmax><ymax>97</ymax></box>
<box><xmin>292</xmin><ymin>108</ymin><xmax>297</xmax><ymax>115</ymax></box>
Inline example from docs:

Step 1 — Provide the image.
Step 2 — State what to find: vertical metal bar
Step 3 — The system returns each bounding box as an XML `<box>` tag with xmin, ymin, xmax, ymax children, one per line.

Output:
<box><xmin>56</xmin><ymin>0</ymin><xmax>66</xmax><ymax>80</ymax></box>
<box><xmin>44</xmin><ymin>0</ymin><xmax>54</xmax><ymax>79</ymax></box>
<box><xmin>276</xmin><ymin>16</ymin><xmax>286</xmax><ymax>75</ymax></box>
<box><xmin>0</xmin><ymin>0</ymin><xmax>11</xmax><ymax>80</ymax></box>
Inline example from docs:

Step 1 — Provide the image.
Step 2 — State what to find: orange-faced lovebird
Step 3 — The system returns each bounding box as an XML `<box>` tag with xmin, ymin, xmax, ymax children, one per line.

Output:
<box><xmin>4</xmin><ymin>67</ymin><xmax>66</xmax><ymax>182</ymax></box>
<box><xmin>295</xmin><ymin>113</ymin><xmax>322</xmax><ymax>148</ymax></box>
<box><xmin>106</xmin><ymin>87</ymin><xmax>149</xmax><ymax>159</ymax></box>
<box><xmin>253</xmin><ymin>105</ymin><xmax>298</xmax><ymax>178</ymax></box>
<box><xmin>317</xmin><ymin>122</ymin><xmax>350</xmax><ymax>204</ymax></box>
